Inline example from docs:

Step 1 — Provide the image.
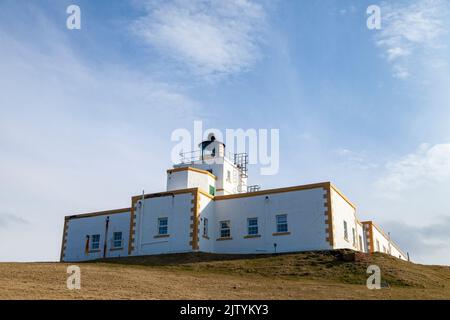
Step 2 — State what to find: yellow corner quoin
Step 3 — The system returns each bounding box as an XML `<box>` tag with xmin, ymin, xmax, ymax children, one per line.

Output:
<box><xmin>362</xmin><ymin>221</ymin><xmax>375</xmax><ymax>254</ymax></box>
<box><xmin>190</xmin><ymin>190</ymin><xmax>200</xmax><ymax>250</ymax></box>
<box><xmin>167</xmin><ymin>166</ymin><xmax>217</xmax><ymax>180</ymax></box>
<box><xmin>324</xmin><ymin>183</ymin><xmax>334</xmax><ymax>248</ymax></box>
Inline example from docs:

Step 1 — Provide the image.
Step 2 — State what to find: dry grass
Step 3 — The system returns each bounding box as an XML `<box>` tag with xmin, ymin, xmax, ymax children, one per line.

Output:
<box><xmin>1</xmin><ymin>250</ymin><xmax>450</xmax><ymax>300</ymax></box>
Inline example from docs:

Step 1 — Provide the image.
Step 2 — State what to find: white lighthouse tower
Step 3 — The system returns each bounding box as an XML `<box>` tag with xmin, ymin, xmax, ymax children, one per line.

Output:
<box><xmin>199</xmin><ymin>133</ymin><xmax>225</xmax><ymax>161</ymax></box>
<box><xmin>166</xmin><ymin>133</ymin><xmax>248</xmax><ymax>196</ymax></box>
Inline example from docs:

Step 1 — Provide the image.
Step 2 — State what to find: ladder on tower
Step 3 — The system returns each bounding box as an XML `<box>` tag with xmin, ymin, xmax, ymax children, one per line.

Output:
<box><xmin>233</xmin><ymin>153</ymin><xmax>249</xmax><ymax>179</ymax></box>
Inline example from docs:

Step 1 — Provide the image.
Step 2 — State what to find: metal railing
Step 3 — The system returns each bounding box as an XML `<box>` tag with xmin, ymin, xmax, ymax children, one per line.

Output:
<box><xmin>179</xmin><ymin>150</ymin><xmax>236</xmax><ymax>164</ymax></box>
<box><xmin>247</xmin><ymin>185</ymin><xmax>261</xmax><ymax>192</ymax></box>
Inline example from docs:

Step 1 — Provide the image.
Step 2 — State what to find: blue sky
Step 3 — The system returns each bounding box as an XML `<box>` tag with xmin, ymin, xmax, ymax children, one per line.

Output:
<box><xmin>1</xmin><ymin>0</ymin><xmax>450</xmax><ymax>264</ymax></box>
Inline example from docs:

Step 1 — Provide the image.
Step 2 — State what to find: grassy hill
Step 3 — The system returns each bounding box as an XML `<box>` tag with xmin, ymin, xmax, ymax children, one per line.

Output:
<box><xmin>1</xmin><ymin>250</ymin><xmax>450</xmax><ymax>299</ymax></box>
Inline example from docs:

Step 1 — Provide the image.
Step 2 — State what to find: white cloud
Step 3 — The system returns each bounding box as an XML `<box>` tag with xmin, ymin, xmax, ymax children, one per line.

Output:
<box><xmin>392</xmin><ymin>64</ymin><xmax>410</xmax><ymax>79</ymax></box>
<box><xmin>375</xmin><ymin>143</ymin><xmax>450</xmax><ymax>194</ymax></box>
<box><xmin>375</xmin><ymin>0</ymin><xmax>449</xmax><ymax>79</ymax></box>
<box><xmin>386</xmin><ymin>47</ymin><xmax>411</xmax><ymax>61</ymax></box>
<box><xmin>0</xmin><ymin>214</ymin><xmax>29</xmax><ymax>229</ymax></box>
<box><xmin>132</xmin><ymin>0</ymin><xmax>267</xmax><ymax>80</ymax></box>
<box><xmin>335</xmin><ymin>148</ymin><xmax>379</xmax><ymax>170</ymax></box>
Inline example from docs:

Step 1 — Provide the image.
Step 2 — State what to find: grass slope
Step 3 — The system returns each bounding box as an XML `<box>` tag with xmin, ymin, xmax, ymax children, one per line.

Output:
<box><xmin>1</xmin><ymin>250</ymin><xmax>450</xmax><ymax>299</ymax></box>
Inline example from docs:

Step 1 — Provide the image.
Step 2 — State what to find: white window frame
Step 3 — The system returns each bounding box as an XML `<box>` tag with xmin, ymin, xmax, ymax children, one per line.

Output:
<box><xmin>91</xmin><ymin>234</ymin><xmax>100</xmax><ymax>250</ymax></box>
<box><xmin>158</xmin><ymin>217</ymin><xmax>168</xmax><ymax>235</ymax></box>
<box><xmin>247</xmin><ymin>217</ymin><xmax>258</xmax><ymax>235</ymax></box>
<box><xmin>112</xmin><ymin>231</ymin><xmax>123</xmax><ymax>248</ymax></box>
<box><xmin>220</xmin><ymin>220</ymin><xmax>231</xmax><ymax>238</ymax></box>
<box><xmin>276</xmin><ymin>214</ymin><xmax>288</xmax><ymax>233</ymax></box>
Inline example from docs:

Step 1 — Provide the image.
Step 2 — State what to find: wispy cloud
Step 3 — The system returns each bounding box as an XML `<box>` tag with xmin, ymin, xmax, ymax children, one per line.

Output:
<box><xmin>338</xmin><ymin>5</ymin><xmax>356</xmax><ymax>16</ymax></box>
<box><xmin>0</xmin><ymin>214</ymin><xmax>30</xmax><ymax>229</ymax></box>
<box><xmin>375</xmin><ymin>143</ymin><xmax>450</xmax><ymax>195</ymax></box>
<box><xmin>132</xmin><ymin>0</ymin><xmax>268</xmax><ymax>80</ymax></box>
<box><xmin>335</xmin><ymin>148</ymin><xmax>379</xmax><ymax>170</ymax></box>
<box><xmin>375</xmin><ymin>0</ymin><xmax>449</xmax><ymax>79</ymax></box>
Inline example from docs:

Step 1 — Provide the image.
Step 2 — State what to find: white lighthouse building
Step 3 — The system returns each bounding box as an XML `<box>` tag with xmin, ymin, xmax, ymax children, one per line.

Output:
<box><xmin>60</xmin><ymin>135</ymin><xmax>407</xmax><ymax>262</ymax></box>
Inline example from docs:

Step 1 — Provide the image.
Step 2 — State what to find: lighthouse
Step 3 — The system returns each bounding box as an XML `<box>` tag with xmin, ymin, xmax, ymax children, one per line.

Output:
<box><xmin>166</xmin><ymin>133</ymin><xmax>248</xmax><ymax>195</ymax></box>
<box><xmin>199</xmin><ymin>133</ymin><xmax>225</xmax><ymax>161</ymax></box>
<box><xmin>60</xmin><ymin>138</ymin><xmax>408</xmax><ymax>262</ymax></box>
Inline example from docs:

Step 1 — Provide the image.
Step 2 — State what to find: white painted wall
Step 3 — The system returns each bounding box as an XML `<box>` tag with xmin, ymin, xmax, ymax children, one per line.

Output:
<box><xmin>166</xmin><ymin>169</ymin><xmax>216</xmax><ymax>194</ymax></box>
<box><xmin>174</xmin><ymin>156</ymin><xmax>246</xmax><ymax>195</ymax></box>
<box><xmin>220</xmin><ymin>158</ymin><xmax>246</xmax><ymax>194</ymax></box>
<box><xmin>374</xmin><ymin>225</ymin><xmax>390</xmax><ymax>255</ymax></box>
<box><xmin>331</xmin><ymin>188</ymin><xmax>362</xmax><ymax>251</ymax></box>
<box><xmin>371</xmin><ymin>224</ymin><xmax>407</xmax><ymax>260</ymax></box>
<box><xmin>63</xmin><ymin>211</ymin><xmax>130</xmax><ymax>262</ymax></box>
<box><xmin>197</xmin><ymin>193</ymin><xmax>215</xmax><ymax>253</ymax></box>
<box><xmin>133</xmin><ymin>192</ymin><xmax>194</xmax><ymax>255</ymax></box>
<box><xmin>363</xmin><ymin>223</ymin><xmax>371</xmax><ymax>254</ymax></box>
<box><xmin>390</xmin><ymin>242</ymin><xmax>407</xmax><ymax>260</ymax></box>
<box><xmin>210</xmin><ymin>187</ymin><xmax>331</xmax><ymax>254</ymax></box>
<box><xmin>356</xmin><ymin>222</ymin><xmax>365</xmax><ymax>252</ymax></box>
<box><xmin>62</xmin><ymin>184</ymin><xmax>407</xmax><ymax>261</ymax></box>
<box><xmin>166</xmin><ymin>170</ymin><xmax>189</xmax><ymax>191</ymax></box>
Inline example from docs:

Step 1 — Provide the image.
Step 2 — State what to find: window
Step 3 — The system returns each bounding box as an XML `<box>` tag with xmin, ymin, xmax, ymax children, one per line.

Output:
<box><xmin>359</xmin><ymin>236</ymin><xmax>363</xmax><ymax>250</ymax></box>
<box><xmin>383</xmin><ymin>246</ymin><xmax>387</xmax><ymax>253</ymax></box>
<box><xmin>226</xmin><ymin>170</ymin><xmax>231</xmax><ymax>182</ymax></box>
<box><xmin>113</xmin><ymin>232</ymin><xmax>122</xmax><ymax>248</ymax></box>
<box><xmin>276</xmin><ymin>214</ymin><xmax>288</xmax><ymax>233</ymax></box>
<box><xmin>343</xmin><ymin>221</ymin><xmax>348</xmax><ymax>241</ymax></box>
<box><xmin>203</xmin><ymin>218</ymin><xmax>209</xmax><ymax>237</ymax></box>
<box><xmin>376</xmin><ymin>240</ymin><xmax>380</xmax><ymax>252</ymax></box>
<box><xmin>209</xmin><ymin>185</ymin><xmax>215</xmax><ymax>196</ymax></box>
<box><xmin>220</xmin><ymin>220</ymin><xmax>231</xmax><ymax>238</ymax></box>
<box><xmin>352</xmin><ymin>228</ymin><xmax>356</xmax><ymax>246</ymax></box>
<box><xmin>158</xmin><ymin>217</ymin><xmax>168</xmax><ymax>235</ymax></box>
<box><xmin>247</xmin><ymin>218</ymin><xmax>258</xmax><ymax>235</ymax></box>
<box><xmin>91</xmin><ymin>234</ymin><xmax>100</xmax><ymax>250</ymax></box>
